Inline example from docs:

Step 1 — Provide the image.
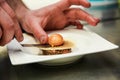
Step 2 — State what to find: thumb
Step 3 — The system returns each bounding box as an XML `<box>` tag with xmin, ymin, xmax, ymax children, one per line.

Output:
<box><xmin>30</xmin><ymin>21</ymin><xmax>48</xmax><ymax>44</ymax></box>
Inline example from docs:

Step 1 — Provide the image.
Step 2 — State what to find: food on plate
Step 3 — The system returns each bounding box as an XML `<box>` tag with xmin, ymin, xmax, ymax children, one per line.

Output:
<box><xmin>40</xmin><ymin>33</ymin><xmax>74</xmax><ymax>55</ymax></box>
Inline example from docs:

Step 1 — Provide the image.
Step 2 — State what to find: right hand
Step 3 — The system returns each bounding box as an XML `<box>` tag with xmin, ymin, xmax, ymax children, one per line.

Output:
<box><xmin>17</xmin><ymin>0</ymin><xmax>99</xmax><ymax>44</ymax></box>
<box><xmin>0</xmin><ymin>0</ymin><xmax>23</xmax><ymax>46</ymax></box>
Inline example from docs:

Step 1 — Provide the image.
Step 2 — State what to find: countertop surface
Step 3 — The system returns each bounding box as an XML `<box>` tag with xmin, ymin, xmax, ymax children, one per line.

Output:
<box><xmin>0</xmin><ymin>5</ymin><xmax>120</xmax><ymax>80</ymax></box>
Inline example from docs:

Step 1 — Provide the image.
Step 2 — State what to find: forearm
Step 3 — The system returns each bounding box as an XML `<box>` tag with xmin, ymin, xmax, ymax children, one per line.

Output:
<box><xmin>6</xmin><ymin>0</ymin><xmax>29</xmax><ymax>19</ymax></box>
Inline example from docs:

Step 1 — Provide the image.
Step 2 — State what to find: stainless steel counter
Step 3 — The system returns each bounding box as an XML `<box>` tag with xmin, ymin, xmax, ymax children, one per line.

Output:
<box><xmin>0</xmin><ymin>6</ymin><xmax>120</xmax><ymax>80</ymax></box>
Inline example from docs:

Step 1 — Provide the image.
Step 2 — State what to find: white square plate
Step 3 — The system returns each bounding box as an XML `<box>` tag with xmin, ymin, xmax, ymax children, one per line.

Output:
<box><xmin>7</xmin><ymin>28</ymin><xmax>119</xmax><ymax>65</ymax></box>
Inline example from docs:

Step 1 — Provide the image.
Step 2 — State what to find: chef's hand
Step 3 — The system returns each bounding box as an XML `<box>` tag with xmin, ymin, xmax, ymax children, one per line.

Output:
<box><xmin>0</xmin><ymin>0</ymin><xmax>23</xmax><ymax>46</ymax></box>
<box><xmin>17</xmin><ymin>0</ymin><xmax>100</xmax><ymax>44</ymax></box>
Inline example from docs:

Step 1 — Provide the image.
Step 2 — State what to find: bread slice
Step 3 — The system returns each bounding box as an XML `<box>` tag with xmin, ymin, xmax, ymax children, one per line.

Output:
<box><xmin>42</xmin><ymin>48</ymin><xmax>71</xmax><ymax>55</ymax></box>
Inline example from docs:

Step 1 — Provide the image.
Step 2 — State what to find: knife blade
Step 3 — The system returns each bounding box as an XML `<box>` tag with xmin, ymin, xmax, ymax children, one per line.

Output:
<box><xmin>21</xmin><ymin>44</ymin><xmax>50</xmax><ymax>47</ymax></box>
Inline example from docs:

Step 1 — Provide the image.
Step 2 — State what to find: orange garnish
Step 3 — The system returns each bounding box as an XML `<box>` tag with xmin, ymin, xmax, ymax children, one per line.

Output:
<box><xmin>48</xmin><ymin>34</ymin><xmax>64</xmax><ymax>47</ymax></box>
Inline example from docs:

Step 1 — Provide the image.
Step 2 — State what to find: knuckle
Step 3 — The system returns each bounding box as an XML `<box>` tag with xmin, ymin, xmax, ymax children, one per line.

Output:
<box><xmin>9</xmin><ymin>21</ymin><xmax>14</xmax><ymax>26</ymax></box>
<box><xmin>4</xmin><ymin>33</ymin><xmax>14</xmax><ymax>45</ymax></box>
<box><xmin>9</xmin><ymin>10</ymin><xmax>16</xmax><ymax>19</ymax></box>
<box><xmin>15</xmin><ymin>27</ymin><xmax>22</xmax><ymax>34</ymax></box>
<box><xmin>6</xmin><ymin>22</ymin><xmax>14</xmax><ymax>30</ymax></box>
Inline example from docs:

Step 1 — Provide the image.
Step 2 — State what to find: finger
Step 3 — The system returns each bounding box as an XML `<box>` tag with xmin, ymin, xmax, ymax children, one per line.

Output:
<box><xmin>0</xmin><ymin>1</ymin><xmax>23</xmax><ymax>41</ymax></box>
<box><xmin>56</xmin><ymin>0</ymin><xmax>91</xmax><ymax>11</ymax></box>
<box><xmin>28</xmin><ymin>20</ymin><xmax>48</xmax><ymax>44</ymax></box>
<box><xmin>14</xmin><ymin>20</ymin><xmax>23</xmax><ymax>42</ymax></box>
<box><xmin>69</xmin><ymin>21</ymin><xmax>83</xmax><ymax>29</ymax></box>
<box><xmin>0</xmin><ymin>0</ymin><xmax>15</xmax><ymax>18</ymax></box>
<box><xmin>0</xmin><ymin>7</ymin><xmax>14</xmax><ymax>46</ymax></box>
<box><xmin>0</xmin><ymin>0</ymin><xmax>5</xmax><ymax>3</ymax></box>
<box><xmin>86</xmin><ymin>16</ymin><xmax>100</xmax><ymax>26</ymax></box>
<box><xmin>76</xmin><ymin>21</ymin><xmax>83</xmax><ymax>29</ymax></box>
<box><xmin>65</xmin><ymin>8</ymin><xmax>100</xmax><ymax>26</ymax></box>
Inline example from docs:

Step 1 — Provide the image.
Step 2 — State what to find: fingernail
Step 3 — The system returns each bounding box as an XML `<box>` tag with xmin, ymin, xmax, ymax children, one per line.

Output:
<box><xmin>40</xmin><ymin>36</ymin><xmax>47</xmax><ymax>44</ymax></box>
<box><xmin>19</xmin><ymin>36</ymin><xmax>24</xmax><ymax>42</ymax></box>
<box><xmin>90</xmin><ymin>17</ymin><xmax>100</xmax><ymax>26</ymax></box>
<box><xmin>94</xmin><ymin>18</ymin><xmax>100</xmax><ymax>26</ymax></box>
<box><xmin>16</xmin><ymin>32</ymin><xmax>24</xmax><ymax>42</ymax></box>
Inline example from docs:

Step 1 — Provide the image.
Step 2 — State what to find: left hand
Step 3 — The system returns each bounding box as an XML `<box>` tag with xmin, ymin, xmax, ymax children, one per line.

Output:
<box><xmin>0</xmin><ymin>0</ymin><xmax>23</xmax><ymax>46</ymax></box>
<box><xmin>17</xmin><ymin>0</ymin><xmax>100</xmax><ymax>44</ymax></box>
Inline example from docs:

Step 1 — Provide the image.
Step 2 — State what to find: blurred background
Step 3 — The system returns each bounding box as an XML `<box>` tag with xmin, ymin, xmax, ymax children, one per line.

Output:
<box><xmin>118</xmin><ymin>0</ymin><xmax>120</xmax><ymax>7</ymax></box>
<box><xmin>89</xmin><ymin>0</ymin><xmax>117</xmax><ymax>6</ymax></box>
<box><xmin>22</xmin><ymin>0</ymin><xmax>119</xmax><ymax>9</ymax></box>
